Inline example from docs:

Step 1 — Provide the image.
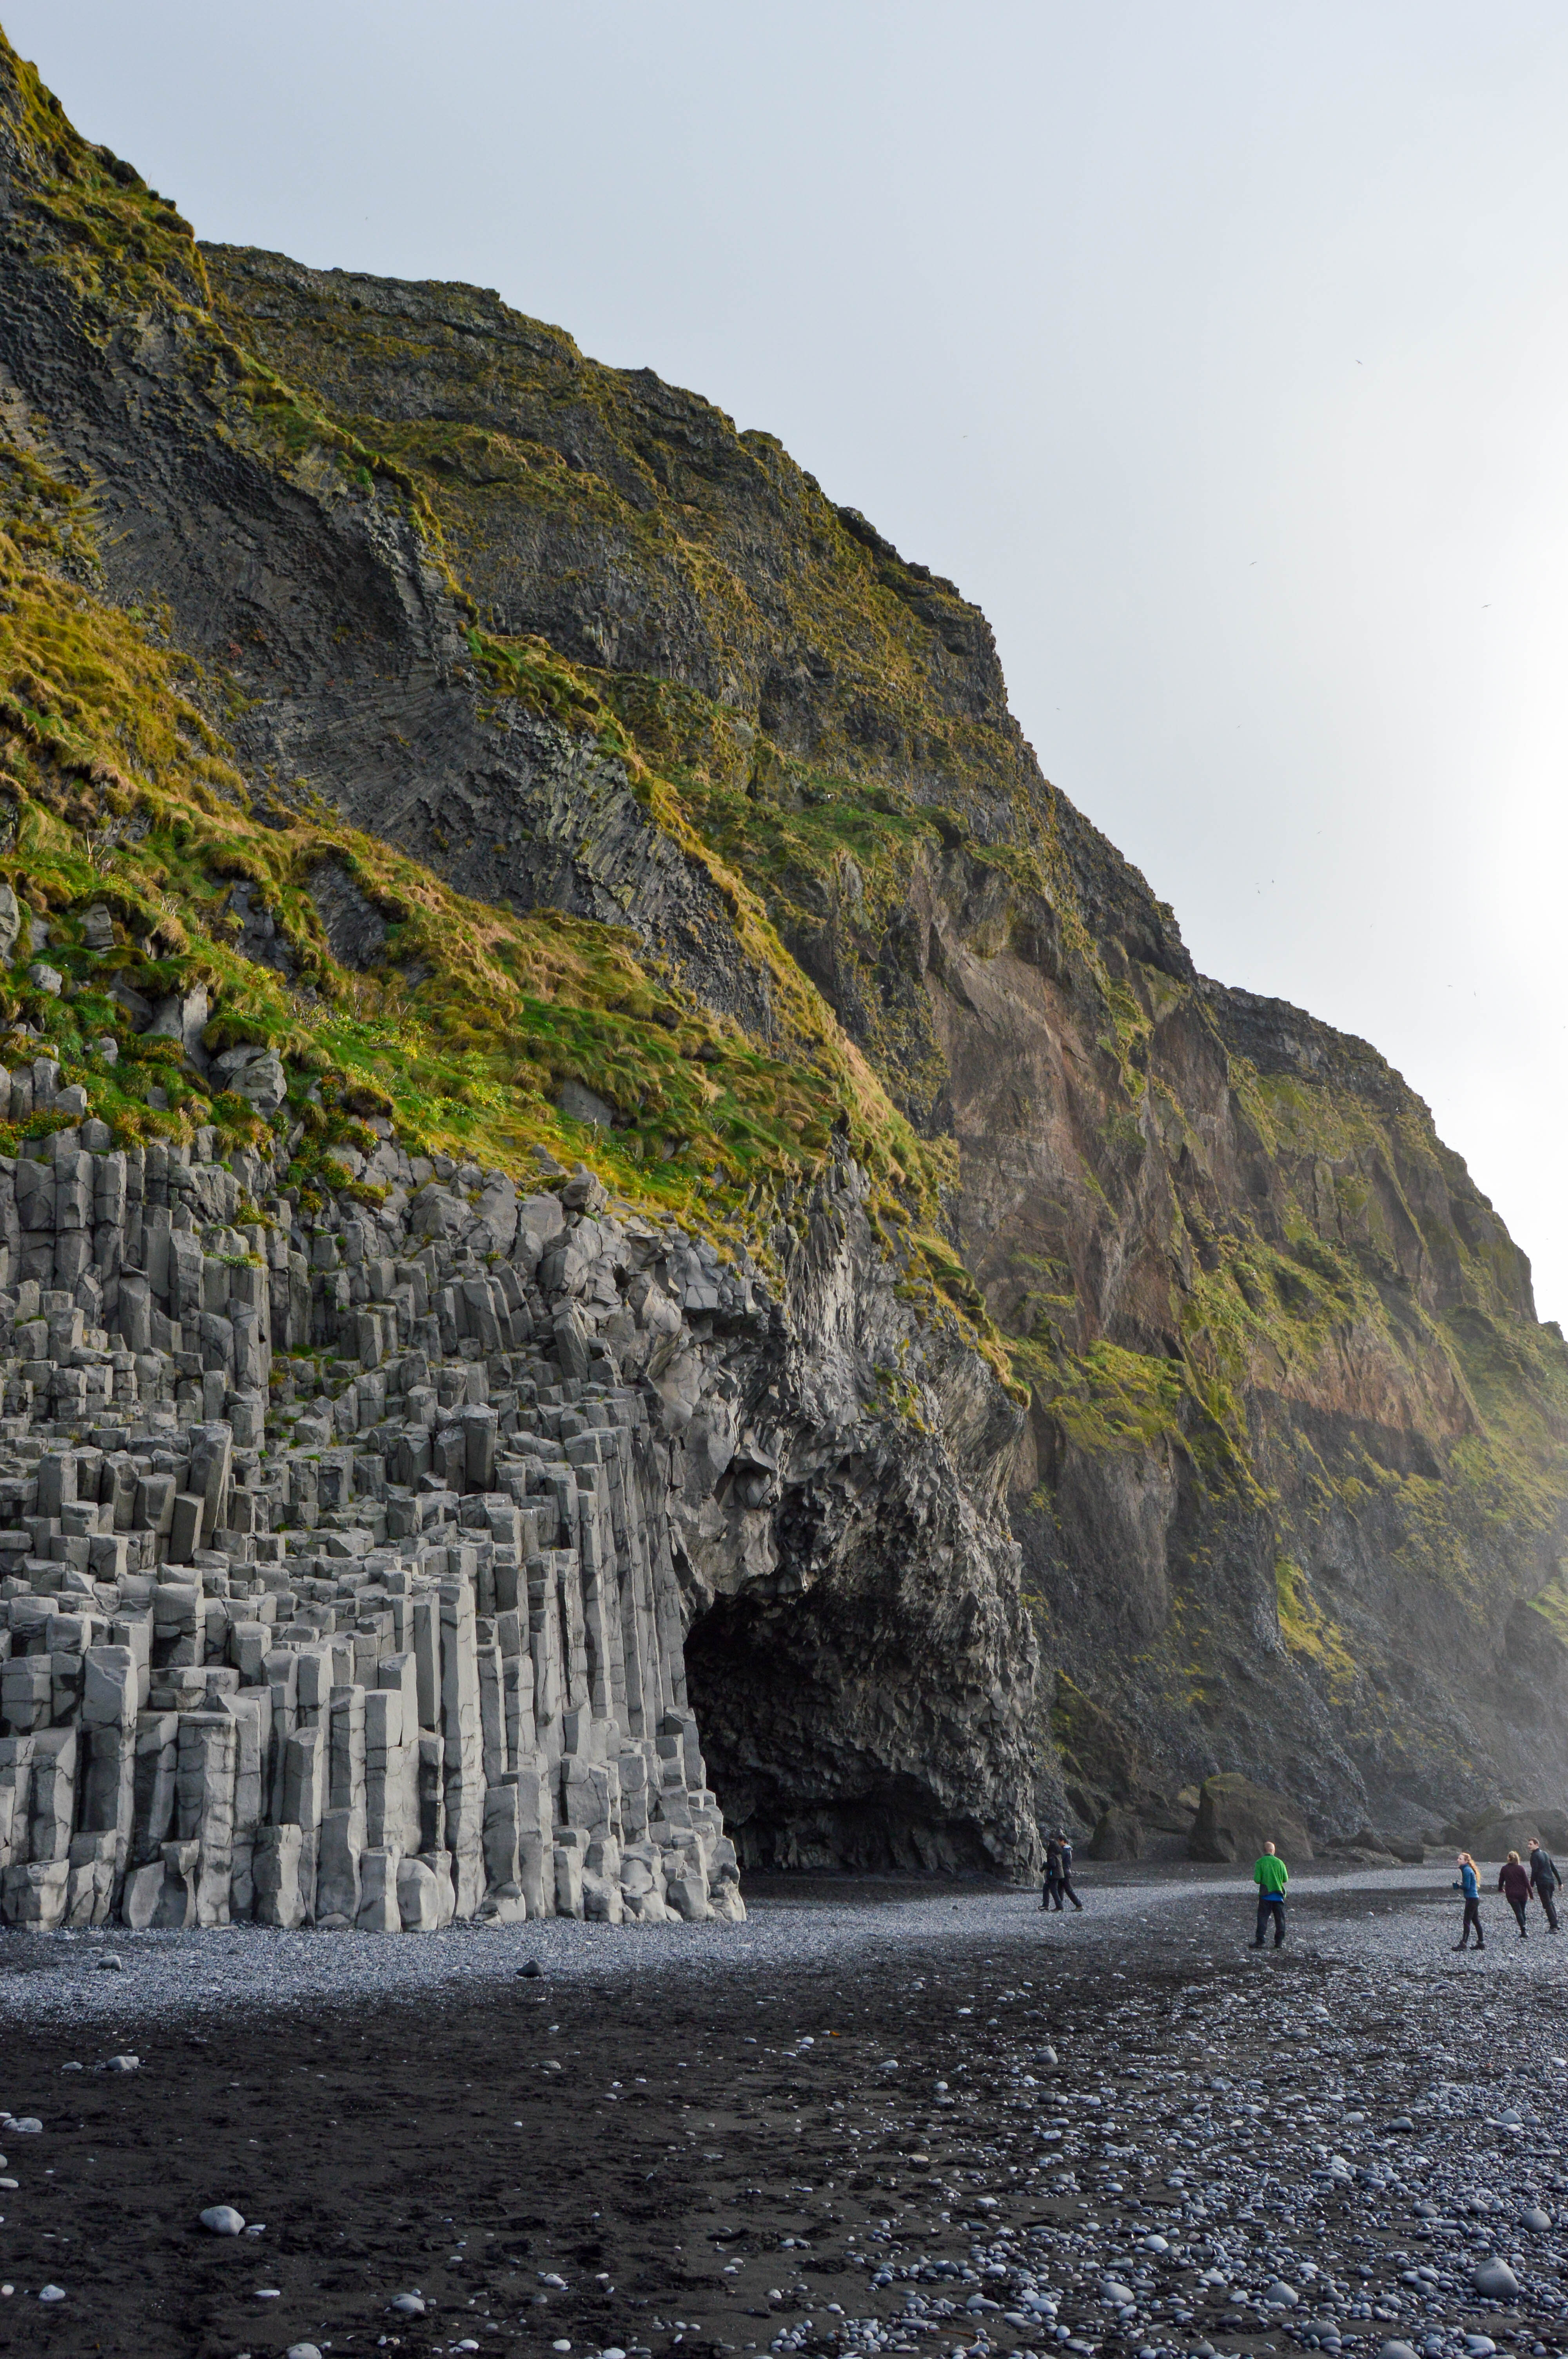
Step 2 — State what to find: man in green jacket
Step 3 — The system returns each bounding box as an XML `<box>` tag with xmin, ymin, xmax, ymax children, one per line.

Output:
<box><xmin>1251</xmin><ymin>1843</ymin><xmax>1289</xmax><ymax>1949</ymax></box>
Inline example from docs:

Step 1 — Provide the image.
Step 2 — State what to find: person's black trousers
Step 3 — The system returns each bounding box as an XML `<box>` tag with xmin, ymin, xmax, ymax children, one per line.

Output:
<box><xmin>1254</xmin><ymin>1893</ymin><xmax>1286</xmax><ymax>1947</ymax></box>
<box><xmin>1059</xmin><ymin>1870</ymin><xmax>1083</xmax><ymax>1912</ymax></box>
<box><xmin>1456</xmin><ymin>1898</ymin><xmax>1483</xmax><ymax>1947</ymax></box>
<box><xmin>1535</xmin><ymin>1882</ymin><xmax>1559</xmax><ymax>1931</ymax></box>
<box><xmin>1509</xmin><ymin>1897</ymin><xmax>1529</xmax><ymax>1937</ymax></box>
<box><xmin>1042</xmin><ymin>1872</ymin><xmax>1063</xmax><ymax>1911</ymax></box>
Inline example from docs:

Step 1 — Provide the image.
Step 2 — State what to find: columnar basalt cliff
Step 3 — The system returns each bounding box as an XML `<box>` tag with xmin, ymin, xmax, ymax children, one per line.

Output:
<box><xmin>0</xmin><ymin>30</ymin><xmax>1560</xmax><ymax>1912</ymax></box>
<box><xmin>0</xmin><ymin>1116</ymin><xmax>752</xmax><ymax>1934</ymax></box>
<box><xmin>0</xmin><ymin>1079</ymin><xmax>1031</xmax><ymax>1931</ymax></box>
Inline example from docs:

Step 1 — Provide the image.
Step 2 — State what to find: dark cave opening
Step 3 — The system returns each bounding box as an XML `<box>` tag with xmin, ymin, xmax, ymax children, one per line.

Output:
<box><xmin>682</xmin><ymin>1588</ymin><xmax>995</xmax><ymax>1876</ymax></box>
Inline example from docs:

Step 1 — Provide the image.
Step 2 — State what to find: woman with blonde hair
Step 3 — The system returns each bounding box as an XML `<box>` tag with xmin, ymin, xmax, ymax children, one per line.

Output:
<box><xmin>1498</xmin><ymin>1849</ymin><xmax>1534</xmax><ymax>1938</ymax></box>
<box><xmin>1452</xmin><ymin>1853</ymin><xmax>1483</xmax><ymax>1950</ymax></box>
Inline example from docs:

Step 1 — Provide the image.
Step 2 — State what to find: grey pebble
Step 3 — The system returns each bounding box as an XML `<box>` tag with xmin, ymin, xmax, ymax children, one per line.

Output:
<box><xmin>1471</xmin><ymin>2259</ymin><xmax>1520</xmax><ymax>2301</ymax></box>
<box><xmin>199</xmin><ymin>2204</ymin><xmax>245</xmax><ymax>2235</ymax></box>
<box><xmin>94</xmin><ymin>1954</ymin><xmax>122</xmax><ymax>1972</ymax></box>
<box><xmin>1522</xmin><ymin>2206</ymin><xmax>1553</xmax><ymax>2231</ymax></box>
<box><xmin>39</xmin><ymin>2284</ymin><xmax>65</xmax><ymax>2302</ymax></box>
<box><xmin>287</xmin><ymin>2345</ymin><xmax>324</xmax><ymax>2359</ymax></box>
<box><xmin>1377</xmin><ymin>2342</ymin><xmax>1419</xmax><ymax>2359</ymax></box>
<box><xmin>389</xmin><ymin>2292</ymin><xmax>426</xmax><ymax>2315</ymax></box>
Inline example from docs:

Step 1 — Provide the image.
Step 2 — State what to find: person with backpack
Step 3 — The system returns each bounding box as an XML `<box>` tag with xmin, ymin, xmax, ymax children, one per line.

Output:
<box><xmin>1251</xmin><ymin>1842</ymin><xmax>1289</xmax><ymax>1948</ymax></box>
<box><xmin>1452</xmin><ymin>1852</ymin><xmax>1483</xmax><ymax>1949</ymax></box>
<box><xmin>1498</xmin><ymin>1850</ymin><xmax>1534</xmax><ymax>1937</ymax></box>
<box><xmin>1528</xmin><ymin>1837</ymin><xmax>1561</xmax><ymax>1932</ymax></box>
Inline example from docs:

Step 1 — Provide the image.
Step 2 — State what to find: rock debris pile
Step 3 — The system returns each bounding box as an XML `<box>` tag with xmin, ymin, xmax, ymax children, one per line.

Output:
<box><xmin>0</xmin><ymin>1097</ymin><xmax>746</xmax><ymax>1933</ymax></box>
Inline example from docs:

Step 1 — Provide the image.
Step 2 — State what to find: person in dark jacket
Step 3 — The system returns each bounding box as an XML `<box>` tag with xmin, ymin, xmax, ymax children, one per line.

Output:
<box><xmin>1529</xmin><ymin>1837</ymin><xmax>1561</xmax><ymax>1932</ymax></box>
<box><xmin>1042</xmin><ymin>1836</ymin><xmax>1064</xmax><ymax>1911</ymax></box>
<box><xmin>1058</xmin><ymin>1834</ymin><xmax>1083</xmax><ymax>1912</ymax></box>
<box><xmin>1498</xmin><ymin>1850</ymin><xmax>1533</xmax><ymax>1937</ymax></box>
<box><xmin>1452</xmin><ymin>1853</ymin><xmax>1484</xmax><ymax>1950</ymax></box>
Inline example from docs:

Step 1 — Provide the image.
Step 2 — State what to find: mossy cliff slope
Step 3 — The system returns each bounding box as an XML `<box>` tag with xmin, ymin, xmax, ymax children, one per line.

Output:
<box><xmin>0</xmin><ymin>32</ymin><xmax>1038</xmax><ymax>1877</ymax></box>
<box><xmin>0</xmin><ymin>29</ymin><xmax>1563</xmax><ymax>1857</ymax></box>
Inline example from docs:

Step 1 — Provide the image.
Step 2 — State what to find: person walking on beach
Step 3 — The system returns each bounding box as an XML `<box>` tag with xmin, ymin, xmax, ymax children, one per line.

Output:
<box><xmin>1251</xmin><ymin>1841</ymin><xmax>1288</xmax><ymax>1948</ymax></box>
<box><xmin>1528</xmin><ymin>1837</ymin><xmax>1561</xmax><ymax>1932</ymax></box>
<box><xmin>1058</xmin><ymin>1833</ymin><xmax>1083</xmax><ymax>1912</ymax></box>
<box><xmin>1042</xmin><ymin>1835</ymin><xmax>1064</xmax><ymax>1911</ymax></box>
<box><xmin>1042</xmin><ymin>1832</ymin><xmax>1083</xmax><ymax>1912</ymax></box>
<box><xmin>1452</xmin><ymin>1853</ymin><xmax>1484</xmax><ymax>1949</ymax></box>
<box><xmin>1499</xmin><ymin>1850</ymin><xmax>1534</xmax><ymax>1938</ymax></box>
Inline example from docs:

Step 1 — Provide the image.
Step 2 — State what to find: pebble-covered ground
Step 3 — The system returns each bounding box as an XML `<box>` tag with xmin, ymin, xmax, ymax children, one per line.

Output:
<box><xmin>2</xmin><ymin>1863</ymin><xmax>1566</xmax><ymax>2359</ymax></box>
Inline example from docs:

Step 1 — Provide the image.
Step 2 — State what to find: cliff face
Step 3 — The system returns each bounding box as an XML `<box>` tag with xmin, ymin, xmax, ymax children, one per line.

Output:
<box><xmin>0</xmin><ymin>31</ymin><xmax>1563</xmax><ymax>1869</ymax></box>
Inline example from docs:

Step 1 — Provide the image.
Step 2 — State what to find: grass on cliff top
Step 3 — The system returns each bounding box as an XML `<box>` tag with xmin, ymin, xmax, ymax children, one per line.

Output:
<box><xmin>194</xmin><ymin>270</ymin><xmax>1040</xmax><ymax>839</ymax></box>
<box><xmin>0</xmin><ymin>33</ymin><xmax>439</xmax><ymax>534</ymax></box>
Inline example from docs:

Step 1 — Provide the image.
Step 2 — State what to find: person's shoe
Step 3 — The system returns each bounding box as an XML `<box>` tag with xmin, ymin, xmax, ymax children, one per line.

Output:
<box><xmin>1475</xmin><ymin>1940</ymin><xmax>1485</xmax><ymax>1949</ymax></box>
<box><xmin>1453</xmin><ymin>1941</ymin><xmax>1469</xmax><ymax>1950</ymax></box>
<box><xmin>1249</xmin><ymin>1940</ymin><xmax>1265</xmax><ymax>1949</ymax></box>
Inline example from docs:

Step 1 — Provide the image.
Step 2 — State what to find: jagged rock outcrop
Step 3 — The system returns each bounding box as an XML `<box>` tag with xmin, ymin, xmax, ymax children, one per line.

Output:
<box><xmin>0</xmin><ymin>27</ymin><xmax>1561</xmax><ymax>1882</ymax></box>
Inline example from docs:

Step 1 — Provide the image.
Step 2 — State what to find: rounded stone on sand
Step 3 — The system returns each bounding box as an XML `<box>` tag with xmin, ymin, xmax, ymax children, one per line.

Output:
<box><xmin>199</xmin><ymin>2204</ymin><xmax>245</xmax><ymax>2235</ymax></box>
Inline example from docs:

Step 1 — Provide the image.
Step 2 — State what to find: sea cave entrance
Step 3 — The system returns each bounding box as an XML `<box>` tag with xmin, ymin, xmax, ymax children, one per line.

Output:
<box><xmin>681</xmin><ymin>1587</ymin><xmax>992</xmax><ymax>1876</ymax></box>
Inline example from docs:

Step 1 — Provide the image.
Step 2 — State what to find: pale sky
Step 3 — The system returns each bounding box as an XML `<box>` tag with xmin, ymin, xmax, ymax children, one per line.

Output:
<box><xmin>13</xmin><ymin>3</ymin><xmax>1568</xmax><ymax>1315</ymax></box>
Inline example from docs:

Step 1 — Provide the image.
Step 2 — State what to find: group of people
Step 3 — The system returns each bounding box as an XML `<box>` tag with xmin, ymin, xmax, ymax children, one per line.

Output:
<box><xmin>1040</xmin><ymin>1825</ymin><xmax>1565</xmax><ymax>1952</ymax></box>
<box><xmin>1246</xmin><ymin>1834</ymin><xmax>1564</xmax><ymax>1952</ymax></box>
<box><xmin>1452</xmin><ymin>1838</ymin><xmax>1561</xmax><ymax>1948</ymax></box>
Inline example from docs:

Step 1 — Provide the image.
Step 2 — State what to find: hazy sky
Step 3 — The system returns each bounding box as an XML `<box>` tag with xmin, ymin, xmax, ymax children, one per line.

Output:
<box><xmin>12</xmin><ymin>4</ymin><xmax>1568</xmax><ymax>1313</ymax></box>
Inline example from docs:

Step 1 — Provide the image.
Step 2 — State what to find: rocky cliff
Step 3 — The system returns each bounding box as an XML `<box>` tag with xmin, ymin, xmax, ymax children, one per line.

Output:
<box><xmin>0</xmin><ymin>29</ymin><xmax>1561</xmax><ymax>1883</ymax></box>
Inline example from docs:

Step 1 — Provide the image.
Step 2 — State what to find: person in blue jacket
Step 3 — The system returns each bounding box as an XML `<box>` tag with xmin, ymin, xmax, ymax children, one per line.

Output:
<box><xmin>1452</xmin><ymin>1852</ymin><xmax>1484</xmax><ymax>1950</ymax></box>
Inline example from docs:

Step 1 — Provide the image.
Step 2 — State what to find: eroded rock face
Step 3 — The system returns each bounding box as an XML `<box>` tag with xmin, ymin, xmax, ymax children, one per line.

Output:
<box><xmin>185</xmin><ymin>241</ymin><xmax>1568</xmax><ymax>1846</ymax></box>
<box><xmin>680</xmin><ymin>1161</ymin><xmax>1038</xmax><ymax>1874</ymax></box>
<box><xmin>0</xmin><ymin>33</ymin><xmax>1562</xmax><ymax>1870</ymax></box>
